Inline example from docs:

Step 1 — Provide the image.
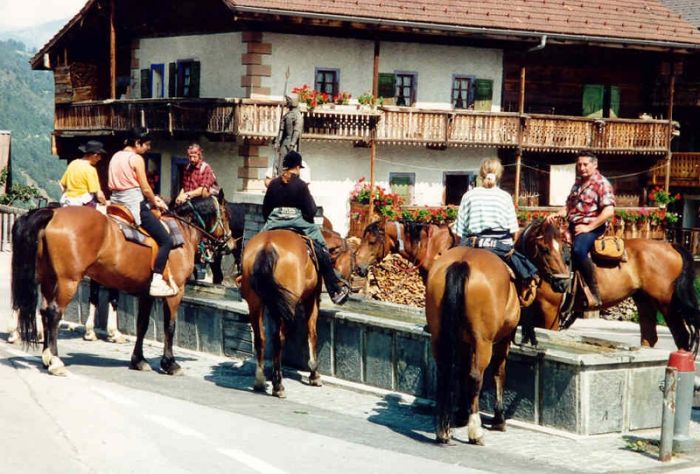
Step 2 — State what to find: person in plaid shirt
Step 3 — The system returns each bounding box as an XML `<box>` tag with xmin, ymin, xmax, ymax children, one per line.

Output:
<box><xmin>547</xmin><ymin>150</ymin><xmax>615</xmax><ymax>308</ymax></box>
<box><xmin>174</xmin><ymin>143</ymin><xmax>220</xmax><ymax>205</ymax></box>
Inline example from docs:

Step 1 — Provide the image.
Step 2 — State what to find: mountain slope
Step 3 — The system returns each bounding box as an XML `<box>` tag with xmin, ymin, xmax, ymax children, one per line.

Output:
<box><xmin>0</xmin><ymin>19</ymin><xmax>68</xmax><ymax>51</ymax></box>
<box><xmin>0</xmin><ymin>39</ymin><xmax>64</xmax><ymax>201</ymax></box>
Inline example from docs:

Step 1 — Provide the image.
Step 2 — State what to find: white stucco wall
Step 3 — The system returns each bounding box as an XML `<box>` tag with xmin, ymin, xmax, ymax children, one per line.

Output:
<box><xmin>266</xmin><ymin>34</ymin><xmax>503</xmax><ymax>111</ymax></box>
<box><xmin>135</xmin><ymin>32</ymin><xmax>245</xmax><ymax>98</ymax></box>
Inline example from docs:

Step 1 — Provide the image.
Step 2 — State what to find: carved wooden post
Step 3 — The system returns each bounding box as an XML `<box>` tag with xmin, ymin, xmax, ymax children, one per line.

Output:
<box><xmin>664</xmin><ymin>66</ymin><xmax>677</xmax><ymax>192</ymax></box>
<box><xmin>514</xmin><ymin>63</ymin><xmax>526</xmax><ymax>206</ymax></box>
<box><xmin>109</xmin><ymin>0</ymin><xmax>116</xmax><ymax>99</ymax></box>
<box><xmin>369</xmin><ymin>40</ymin><xmax>380</xmax><ymax>221</ymax></box>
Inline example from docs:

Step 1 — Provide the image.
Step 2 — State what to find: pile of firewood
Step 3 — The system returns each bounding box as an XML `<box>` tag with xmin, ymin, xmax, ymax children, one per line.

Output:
<box><xmin>364</xmin><ymin>254</ymin><xmax>426</xmax><ymax>307</ymax></box>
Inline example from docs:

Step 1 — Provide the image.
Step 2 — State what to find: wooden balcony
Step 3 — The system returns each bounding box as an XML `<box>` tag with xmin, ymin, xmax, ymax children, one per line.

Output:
<box><xmin>650</xmin><ymin>152</ymin><xmax>700</xmax><ymax>187</ymax></box>
<box><xmin>54</xmin><ymin>99</ymin><xmax>671</xmax><ymax>154</ymax></box>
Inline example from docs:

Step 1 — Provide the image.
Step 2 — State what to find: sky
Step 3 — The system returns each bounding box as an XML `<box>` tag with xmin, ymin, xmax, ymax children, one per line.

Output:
<box><xmin>0</xmin><ymin>0</ymin><xmax>85</xmax><ymax>32</ymax></box>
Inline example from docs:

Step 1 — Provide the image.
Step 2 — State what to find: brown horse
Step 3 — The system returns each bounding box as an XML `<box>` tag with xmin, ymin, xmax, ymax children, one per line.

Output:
<box><xmin>323</xmin><ymin>227</ymin><xmax>355</xmax><ymax>283</ymax></box>
<box><xmin>11</xmin><ymin>196</ymin><xmax>234</xmax><ymax>376</ymax></box>
<box><xmin>241</xmin><ymin>229</ymin><xmax>337</xmax><ymax>398</ymax></box>
<box><xmin>518</xmin><ymin>219</ymin><xmax>700</xmax><ymax>354</ymax></box>
<box><xmin>425</xmin><ymin>219</ymin><xmax>573</xmax><ymax>444</ymax></box>
<box><xmin>355</xmin><ymin>221</ymin><xmax>457</xmax><ymax>281</ymax></box>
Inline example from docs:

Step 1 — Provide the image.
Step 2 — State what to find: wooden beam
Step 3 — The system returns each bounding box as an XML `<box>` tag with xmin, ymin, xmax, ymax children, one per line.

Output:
<box><xmin>514</xmin><ymin>63</ymin><xmax>526</xmax><ymax>206</ymax></box>
<box><xmin>369</xmin><ymin>40</ymin><xmax>380</xmax><ymax>221</ymax></box>
<box><xmin>664</xmin><ymin>71</ymin><xmax>675</xmax><ymax>192</ymax></box>
<box><xmin>109</xmin><ymin>0</ymin><xmax>116</xmax><ymax>99</ymax></box>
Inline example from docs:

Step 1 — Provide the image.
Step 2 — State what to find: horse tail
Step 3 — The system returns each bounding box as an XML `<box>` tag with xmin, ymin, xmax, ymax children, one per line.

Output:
<box><xmin>670</xmin><ymin>244</ymin><xmax>700</xmax><ymax>355</ymax></box>
<box><xmin>249</xmin><ymin>246</ymin><xmax>296</xmax><ymax>324</ymax></box>
<box><xmin>435</xmin><ymin>261</ymin><xmax>470</xmax><ymax>439</ymax></box>
<box><xmin>12</xmin><ymin>208</ymin><xmax>55</xmax><ymax>344</ymax></box>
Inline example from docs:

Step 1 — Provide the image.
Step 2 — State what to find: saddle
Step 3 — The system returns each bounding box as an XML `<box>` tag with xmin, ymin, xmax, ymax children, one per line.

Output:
<box><xmin>106</xmin><ymin>204</ymin><xmax>184</xmax><ymax>280</ymax></box>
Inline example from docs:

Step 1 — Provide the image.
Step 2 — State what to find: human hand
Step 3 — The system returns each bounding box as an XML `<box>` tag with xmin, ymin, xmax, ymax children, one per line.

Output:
<box><xmin>175</xmin><ymin>192</ymin><xmax>187</xmax><ymax>205</ymax></box>
<box><xmin>573</xmin><ymin>223</ymin><xmax>591</xmax><ymax>235</ymax></box>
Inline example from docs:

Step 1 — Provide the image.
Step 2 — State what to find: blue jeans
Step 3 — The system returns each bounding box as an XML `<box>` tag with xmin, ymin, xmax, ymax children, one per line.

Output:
<box><xmin>571</xmin><ymin>224</ymin><xmax>606</xmax><ymax>268</ymax></box>
<box><xmin>140</xmin><ymin>200</ymin><xmax>173</xmax><ymax>274</ymax></box>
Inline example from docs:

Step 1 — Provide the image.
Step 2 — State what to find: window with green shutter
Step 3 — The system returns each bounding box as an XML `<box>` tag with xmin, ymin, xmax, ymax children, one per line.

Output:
<box><xmin>583</xmin><ymin>84</ymin><xmax>619</xmax><ymax>118</ymax></box>
<box><xmin>389</xmin><ymin>172</ymin><xmax>415</xmax><ymax>205</ymax></box>
<box><xmin>473</xmin><ymin>79</ymin><xmax>493</xmax><ymax>111</ymax></box>
<box><xmin>140</xmin><ymin>68</ymin><xmax>152</xmax><ymax>99</ymax></box>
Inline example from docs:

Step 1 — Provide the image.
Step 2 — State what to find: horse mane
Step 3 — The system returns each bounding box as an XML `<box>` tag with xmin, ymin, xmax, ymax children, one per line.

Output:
<box><xmin>363</xmin><ymin>220</ymin><xmax>384</xmax><ymax>237</ymax></box>
<box><xmin>403</xmin><ymin>221</ymin><xmax>427</xmax><ymax>244</ymax></box>
<box><xmin>172</xmin><ymin>196</ymin><xmax>220</xmax><ymax>221</ymax></box>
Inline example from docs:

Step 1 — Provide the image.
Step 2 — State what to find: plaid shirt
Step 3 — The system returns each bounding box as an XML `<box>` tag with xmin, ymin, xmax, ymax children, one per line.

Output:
<box><xmin>566</xmin><ymin>171</ymin><xmax>615</xmax><ymax>224</ymax></box>
<box><xmin>181</xmin><ymin>161</ymin><xmax>219</xmax><ymax>195</ymax></box>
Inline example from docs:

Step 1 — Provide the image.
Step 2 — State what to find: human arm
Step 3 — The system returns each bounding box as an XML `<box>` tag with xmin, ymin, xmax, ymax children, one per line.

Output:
<box><xmin>546</xmin><ymin>206</ymin><xmax>567</xmax><ymax>223</ymax></box>
<box><xmin>298</xmin><ymin>180</ymin><xmax>317</xmax><ymax>223</ymax></box>
<box><xmin>96</xmin><ymin>190</ymin><xmax>107</xmax><ymax>205</ymax></box>
<box><xmin>573</xmin><ymin>205</ymin><xmax>614</xmax><ymax>235</ymax></box>
<box><xmin>132</xmin><ymin>155</ymin><xmax>167</xmax><ymax>211</ymax></box>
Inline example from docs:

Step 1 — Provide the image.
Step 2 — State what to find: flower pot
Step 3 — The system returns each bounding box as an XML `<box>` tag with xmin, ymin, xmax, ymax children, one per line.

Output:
<box><xmin>349</xmin><ymin>202</ymin><xmax>371</xmax><ymax>238</ymax></box>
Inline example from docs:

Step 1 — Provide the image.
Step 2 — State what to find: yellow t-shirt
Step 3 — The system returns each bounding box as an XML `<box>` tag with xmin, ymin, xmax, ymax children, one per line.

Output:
<box><xmin>60</xmin><ymin>159</ymin><xmax>100</xmax><ymax>198</ymax></box>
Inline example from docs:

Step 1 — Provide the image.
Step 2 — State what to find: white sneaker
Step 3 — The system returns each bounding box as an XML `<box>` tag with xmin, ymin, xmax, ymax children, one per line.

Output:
<box><xmin>150</xmin><ymin>274</ymin><xmax>177</xmax><ymax>297</ymax></box>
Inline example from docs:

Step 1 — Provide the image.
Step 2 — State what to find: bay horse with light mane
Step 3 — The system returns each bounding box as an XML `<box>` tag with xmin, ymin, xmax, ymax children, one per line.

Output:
<box><xmin>517</xmin><ymin>218</ymin><xmax>700</xmax><ymax>354</ymax></box>
<box><xmin>11</xmin><ymin>196</ymin><xmax>234</xmax><ymax>375</ymax></box>
<box><xmin>240</xmin><ymin>227</ymin><xmax>352</xmax><ymax>398</ymax></box>
<box><xmin>355</xmin><ymin>220</ymin><xmax>457</xmax><ymax>281</ymax></box>
<box><xmin>426</xmin><ymin>219</ymin><xmax>570</xmax><ymax>444</ymax></box>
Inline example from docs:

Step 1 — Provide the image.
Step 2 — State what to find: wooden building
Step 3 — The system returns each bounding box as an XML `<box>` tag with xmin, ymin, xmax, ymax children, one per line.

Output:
<box><xmin>31</xmin><ymin>0</ymin><xmax>700</xmax><ymax>235</ymax></box>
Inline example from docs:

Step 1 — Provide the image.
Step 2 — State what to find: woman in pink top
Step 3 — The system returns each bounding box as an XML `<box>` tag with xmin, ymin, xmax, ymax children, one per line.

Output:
<box><xmin>108</xmin><ymin>128</ymin><xmax>175</xmax><ymax>297</ymax></box>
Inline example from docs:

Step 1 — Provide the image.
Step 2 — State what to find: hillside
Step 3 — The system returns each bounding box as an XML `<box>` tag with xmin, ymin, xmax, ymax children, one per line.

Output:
<box><xmin>0</xmin><ymin>39</ymin><xmax>64</xmax><ymax>201</ymax></box>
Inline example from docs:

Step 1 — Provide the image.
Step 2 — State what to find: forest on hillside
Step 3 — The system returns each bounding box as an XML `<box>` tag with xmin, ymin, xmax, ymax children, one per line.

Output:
<box><xmin>0</xmin><ymin>39</ymin><xmax>64</xmax><ymax>202</ymax></box>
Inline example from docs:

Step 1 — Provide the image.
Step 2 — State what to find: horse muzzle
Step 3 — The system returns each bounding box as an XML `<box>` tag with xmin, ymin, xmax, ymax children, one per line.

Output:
<box><xmin>356</xmin><ymin>264</ymin><xmax>369</xmax><ymax>277</ymax></box>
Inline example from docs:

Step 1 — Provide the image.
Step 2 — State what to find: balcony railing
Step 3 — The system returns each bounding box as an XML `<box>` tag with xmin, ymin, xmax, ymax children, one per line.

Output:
<box><xmin>54</xmin><ymin>99</ymin><xmax>671</xmax><ymax>153</ymax></box>
<box><xmin>650</xmin><ymin>152</ymin><xmax>700</xmax><ymax>186</ymax></box>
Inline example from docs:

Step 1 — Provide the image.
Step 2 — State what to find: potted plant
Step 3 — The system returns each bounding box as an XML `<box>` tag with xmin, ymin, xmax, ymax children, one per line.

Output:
<box><xmin>648</xmin><ymin>186</ymin><xmax>681</xmax><ymax>209</ymax></box>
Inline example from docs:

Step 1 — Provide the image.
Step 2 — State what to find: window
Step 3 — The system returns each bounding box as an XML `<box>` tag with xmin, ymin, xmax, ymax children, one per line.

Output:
<box><xmin>168</xmin><ymin>60</ymin><xmax>201</xmax><ymax>98</ymax></box>
<box><xmin>315</xmin><ymin>68</ymin><xmax>339</xmax><ymax>97</ymax></box>
<box><xmin>444</xmin><ymin>172</ymin><xmax>476</xmax><ymax>206</ymax></box>
<box><xmin>390</xmin><ymin>172</ymin><xmax>415</xmax><ymax>205</ymax></box>
<box><xmin>582</xmin><ymin>84</ymin><xmax>620</xmax><ymax>118</ymax></box>
<box><xmin>150</xmin><ymin>64</ymin><xmax>165</xmax><ymax>99</ymax></box>
<box><xmin>452</xmin><ymin>75</ymin><xmax>474</xmax><ymax>109</ymax></box>
<box><xmin>395</xmin><ymin>72</ymin><xmax>417</xmax><ymax>106</ymax></box>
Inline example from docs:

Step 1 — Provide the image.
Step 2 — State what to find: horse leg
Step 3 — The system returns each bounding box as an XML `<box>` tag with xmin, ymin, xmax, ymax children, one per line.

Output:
<box><xmin>633</xmin><ymin>293</ymin><xmax>659</xmax><ymax>348</ymax></box>
<box><xmin>7</xmin><ymin>308</ymin><xmax>19</xmax><ymax>343</ymax></box>
<box><xmin>83</xmin><ymin>280</ymin><xmax>99</xmax><ymax>341</ymax></box>
<box><xmin>249</xmin><ymin>303</ymin><xmax>267</xmax><ymax>392</ymax></box>
<box><xmin>106</xmin><ymin>292</ymin><xmax>126</xmax><ymax>344</ymax></box>
<box><xmin>490</xmin><ymin>339</ymin><xmax>511</xmax><ymax>432</ymax></box>
<box><xmin>130</xmin><ymin>296</ymin><xmax>154</xmax><ymax>371</ymax></box>
<box><xmin>160</xmin><ymin>294</ymin><xmax>183</xmax><ymax>376</ymax></box>
<box><xmin>466</xmin><ymin>340</ymin><xmax>492</xmax><ymax>445</ymax></box>
<box><xmin>271</xmin><ymin>319</ymin><xmax>286</xmax><ymax>399</ymax></box>
<box><xmin>306</xmin><ymin>298</ymin><xmax>322</xmax><ymax>387</ymax></box>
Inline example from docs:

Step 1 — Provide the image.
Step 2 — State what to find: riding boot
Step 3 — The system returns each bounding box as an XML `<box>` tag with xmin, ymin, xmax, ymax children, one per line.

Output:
<box><xmin>578</xmin><ymin>259</ymin><xmax>601</xmax><ymax>309</ymax></box>
<box><xmin>313</xmin><ymin>241</ymin><xmax>349</xmax><ymax>305</ymax></box>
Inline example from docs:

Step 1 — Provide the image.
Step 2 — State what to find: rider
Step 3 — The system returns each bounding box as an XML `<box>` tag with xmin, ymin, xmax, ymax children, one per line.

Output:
<box><xmin>108</xmin><ymin>128</ymin><xmax>176</xmax><ymax>298</ymax></box>
<box><xmin>174</xmin><ymin>143</ymin><xmax>220</xmax><ymax>205</ymax></box>
<box><xmin>59</xmin><ymin>140</ymin><xmax>107</xmax><ymax>207</ymax></box>
<box><xmin>547</xmin><ymin>150</ymin><xmax>615</xmax><ymax>308</ymax></box>
<box><xmin>261</xmin><ymin>150</ymin><xmax>350</xmax><ymax>305</ymax></box>
<box><xmin>455</xmin><ymin>158</ymin><xmax>539</xmax><ymax>304</ymax></box>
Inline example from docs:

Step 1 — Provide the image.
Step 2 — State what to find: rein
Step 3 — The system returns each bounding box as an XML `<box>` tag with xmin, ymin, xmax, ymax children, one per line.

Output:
<box><xmin>165</xmin><ymin>198</ymin><xmax>231</xmax><ymax>251</ymax></box>
<box><xmin>518</xmin><ymin>220</ymin><xmax>570</xmax><ymax>286</ymax></box>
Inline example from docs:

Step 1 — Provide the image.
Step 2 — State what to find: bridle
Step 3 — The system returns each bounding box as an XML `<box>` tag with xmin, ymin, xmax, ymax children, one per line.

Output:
<box><xmin>516</xmin><ymin>220</ymin><xmax>570</xmax><ymax>287</ymax></box>
<box><xmin>167</xmin><ymin>197</ymin><xmax>233</xmax><ymax>254</ymax></box>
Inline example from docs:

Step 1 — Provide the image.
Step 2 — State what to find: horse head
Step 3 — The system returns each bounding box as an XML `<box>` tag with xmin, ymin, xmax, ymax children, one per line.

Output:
<box><xmin>171</xmin><ymin>195</ymin><xmax>235</xmax><ymax>253</ymax></box>
<box><xmin>517</xmin><ymin>219</ymin><xmax>570</xmax><ymax>293</ymax></box>
<box><xmin>355</xmin><ymin>220</ymin><xmax>390</xmax><ymax>276</ymax></box>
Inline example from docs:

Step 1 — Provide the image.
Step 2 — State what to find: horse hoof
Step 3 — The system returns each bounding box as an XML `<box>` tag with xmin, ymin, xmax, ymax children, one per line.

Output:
<box><xmin>7</xmin><ymin>331</ymin><xmax>18</xmax><ymax>344</ymax></box>
<box><xmin>435</xmin><ymin>434</ymin><xmax>451</xmax><ymax>444</ymax></box>
<box><xmin>492</xmin><ymin>422</ymin><xmax>506</xmax><ymax>432</ymax></box>
<box><xmin>308</xmin><ymin>375</ymin><xmax>323</xmax><ymax>387</ymax></box>
<box><xmin>130</xmin><ymin>359</ymin><xmax>153</xmax><ymax>372</ymax></box>
<box><xmin>48</xmin><ymin>359</ymin><xmax>67</xmax><ymax>377</ymax></box>
<box><xmin>41</xmin><ymin>349</ymin><xmax>52</xmax><ymax>368</ymax></box>
<box><xmin>166</xmin><ymin>367</ymin><xmax>183</xmax><ymax>376</ymax></box>
<box><xmin>253</xmin><ymin>382</ymin><xmax>267</xmax><ymax>393</ymax></box>
<box><xmin>469</xmin><ymin>437</ymin><xmax>485</xmax><ymax>446</ymax></box>
<box><xmin>161</xmin><ymin>359</ymin><xmax>182</xmax><ymax>376</ymax></box>
<box><xmin>107</xmin><ymin>333</ymin><xmax>127</xmax><ymax>344</ymax></box>
<box><xmin>83</xmin><ymin>331</ymin><xmax>97</xmax><ymax>341</ymax></box>
<box><xmin>272</xmin><ymin>388</ymin><xmax>286</xmax><ymax>399</ymax></box>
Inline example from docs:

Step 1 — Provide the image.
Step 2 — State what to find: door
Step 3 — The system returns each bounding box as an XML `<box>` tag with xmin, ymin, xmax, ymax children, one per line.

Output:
<box><xmin>151</xmin><ymin>64</ymin><xmax>165</xmax><ymax>99</ymax></box>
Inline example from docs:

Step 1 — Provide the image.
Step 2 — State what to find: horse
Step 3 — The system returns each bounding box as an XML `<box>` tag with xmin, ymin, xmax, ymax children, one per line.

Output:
<box><xmin>11</xmin><ymin>195</ymin><xmax>234</xmax><ymax>376</ymax></box>
<box><xmin>518</xmin><ymin>219</ymin><xmax>700</xmax><ymax>354</ymax></box>
<box><xmin>323</xmin><ymin>227</ymin><xmax>355</xmax><ymax>283</ymax></box>
<box><xmin>240</xmin><ymin>228</ymin><xmax>348</xmax><ymax>398</ymax></box>
<box><xmin>426</xmin><ymin>246</ymin><xmax>520</xmax><ymax>445</ymax></box>
<box><xmin>355</xmin><ymin>220</ymin><xmax>457</xmax><ymax>281</ymax></box>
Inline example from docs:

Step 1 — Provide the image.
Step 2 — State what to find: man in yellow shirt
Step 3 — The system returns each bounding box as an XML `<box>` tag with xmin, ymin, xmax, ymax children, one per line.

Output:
<box><xmin>59</xmin><ymin>140</ymin><xmax>107</xmax><ymax>207</ymax></box>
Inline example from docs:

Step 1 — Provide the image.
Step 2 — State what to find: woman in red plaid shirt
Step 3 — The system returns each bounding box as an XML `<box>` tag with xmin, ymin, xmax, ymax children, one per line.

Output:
<box><xmin>547</xmin><ymin>151</ymin><xmax>615</xmax><ymax>308</ymax></box>
<box><xmin>175</xmin><ymin>143</ymin><xmax>220</xmax><ymax>205</ymax></box>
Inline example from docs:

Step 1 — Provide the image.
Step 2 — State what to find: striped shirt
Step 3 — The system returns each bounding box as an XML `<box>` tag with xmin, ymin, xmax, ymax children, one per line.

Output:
<box><xmin>455</xmin><ymin>186</ymin><xmax>519</xmax><ymax>237</ymax></box>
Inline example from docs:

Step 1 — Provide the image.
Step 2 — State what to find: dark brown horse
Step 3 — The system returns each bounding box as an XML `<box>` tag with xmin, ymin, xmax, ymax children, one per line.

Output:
<box><xmin>12</xmin><ymin>196</ymin><xmax>234</xmax><ymax>376</ymax></box>
<box><xmin>518</xmin><ymin>219</ymin><xmax>700</xmax><ymax>354</ymax></box>
<box><xmin>355</xmin><ymin>221</ymin><xmax>457</xmax><ymax>280</ymax></box>
<box><xmin>240</xmin><ymin>229</ymin><xmax>335</xmax><ymax>398</ymax></box>
<box><xmin>426</xmin><ymin>246</ymin><xmax>520</xmax><ymax>445</ymax></box>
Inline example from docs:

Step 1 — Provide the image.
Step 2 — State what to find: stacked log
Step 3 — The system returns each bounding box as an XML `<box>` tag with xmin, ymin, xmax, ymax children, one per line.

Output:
<box><xmin>363</xmin><ymin>254</ymin><xmax>425</xmax><ymax>307</ymax></box>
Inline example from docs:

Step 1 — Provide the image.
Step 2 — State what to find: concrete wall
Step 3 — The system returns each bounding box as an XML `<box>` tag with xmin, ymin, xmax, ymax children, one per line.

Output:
<box><xmin>135</xmin><ymin>32</ymin><xmax>246</xmax><ymax>99</ymax></box>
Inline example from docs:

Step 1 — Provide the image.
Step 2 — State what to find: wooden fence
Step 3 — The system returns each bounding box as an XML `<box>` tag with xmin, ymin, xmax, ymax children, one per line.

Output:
<box><xmin>0</xmin><ymin>205</ymin><xmax>27</xmax><ymax>251</ymax></box>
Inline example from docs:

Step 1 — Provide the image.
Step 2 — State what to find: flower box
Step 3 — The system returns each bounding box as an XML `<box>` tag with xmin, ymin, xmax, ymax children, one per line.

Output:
<box><xmin>349</xmin><ymin>202</ymin><xmax>372</xmax><ymax>238</ymax></box>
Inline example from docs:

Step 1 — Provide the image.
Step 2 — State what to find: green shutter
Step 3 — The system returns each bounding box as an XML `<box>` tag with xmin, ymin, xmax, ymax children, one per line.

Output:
<box><xmin>582</xmin><ymin>84</ymin><xmax>604</xmax><ymax>118</ymax></box>
<box><xmin>189</xmin><ymin>61</ymin><xmax>201</xmax><ymax>98</ymax></box>
<box><xmin>140</xmin><ymin>68</ymin><xmax>151</xmax><ymax>98</ymax></box>
<box><xmin>474</xmin><ymin>79</ymin><xmax>493</xmax><ymax>111</ymax></box>
<box><xmin>168</xmin><ymin>62</ymin><xmax>177</xmax><ymax>97</ymax></box>
<box><xmin>377</xmin><ymin>73</ymin><xmax>395</xmax><ymax>98</ymax></box>
<box><xmin>609</xmin><ymin>86</ymin><xmax>620</xmax><ymax>118</ymax></box>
